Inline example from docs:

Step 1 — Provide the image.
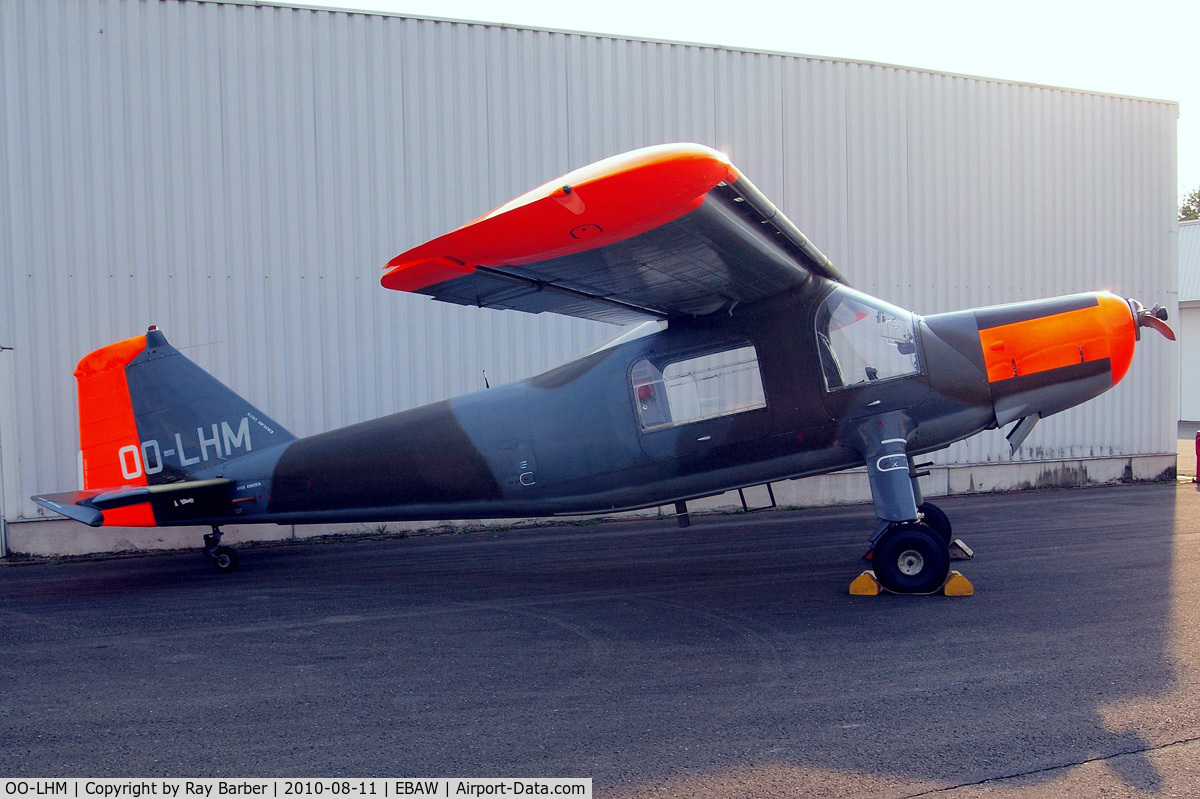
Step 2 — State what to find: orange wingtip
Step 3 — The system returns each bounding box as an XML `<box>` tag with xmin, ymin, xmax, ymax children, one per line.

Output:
<box><xmin>382</xmin><ymin>256</ymin><xmax>475</xmax><ymax>292</ymax></box>
<box><xmin>382</xmin><ymin>143</ymin><xmax>740</xmax><ymax>291</ymax></box>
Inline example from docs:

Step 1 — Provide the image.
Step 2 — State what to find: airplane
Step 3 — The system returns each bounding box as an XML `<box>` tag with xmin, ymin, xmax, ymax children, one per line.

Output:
<box><xmin>31</xmin><ymin>143</ymin><xmax>1174</xmax><ymax>594</ymax></box>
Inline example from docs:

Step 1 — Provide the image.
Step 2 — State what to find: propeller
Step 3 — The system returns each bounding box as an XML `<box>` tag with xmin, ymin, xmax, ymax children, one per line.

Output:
<box><xmin>1129</xmin><ymin>299</ymin><xmax>1176</xmax><ymax>341</ymax></box>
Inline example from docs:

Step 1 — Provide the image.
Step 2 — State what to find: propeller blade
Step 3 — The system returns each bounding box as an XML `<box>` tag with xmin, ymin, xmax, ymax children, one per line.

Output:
<box><xmin>1128</xmin><ymin>299</ymin><xmax>1177</xmax><ymax>341</ymax></box>
<box><xmin>1139</xmin><ymin>314</ymin><xmax>1176</xmax><ymax>341</ymax></box>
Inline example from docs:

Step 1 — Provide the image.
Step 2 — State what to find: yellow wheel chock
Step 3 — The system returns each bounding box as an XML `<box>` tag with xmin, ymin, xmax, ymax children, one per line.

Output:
<box><xmin>850</xmin><ymin>569</ymin><xmax>974</xmax><ymax>597</ymax></box>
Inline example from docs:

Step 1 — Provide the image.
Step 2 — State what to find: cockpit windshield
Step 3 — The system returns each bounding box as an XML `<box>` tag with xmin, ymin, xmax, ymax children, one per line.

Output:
<box><xmin>815</xmin><ymin>287</ymin><xmax>921</xmax><ymax>390</ymax></box>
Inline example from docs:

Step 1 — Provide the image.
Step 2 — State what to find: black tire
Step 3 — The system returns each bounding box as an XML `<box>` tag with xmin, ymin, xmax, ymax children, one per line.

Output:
<box><xmin>918</xmin><ymin>501</ymin><xmax>952</xmax><ymax>544</ymax></box>
<box><xmin>212</xmin><ymin>545</ymin><xmax>239</xmax><ymax>574</ymax></box>
<box><xmin>873</xmin><ymin>522</ymin><xmax>949</xmax><ymax>594</ymax></box>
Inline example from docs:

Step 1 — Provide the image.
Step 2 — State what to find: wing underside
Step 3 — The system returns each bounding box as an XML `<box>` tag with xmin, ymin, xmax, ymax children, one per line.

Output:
<box><xmin>382</xmin><ymin>144</ymin><xmax>842</xmax><ymax>325</ymax></box>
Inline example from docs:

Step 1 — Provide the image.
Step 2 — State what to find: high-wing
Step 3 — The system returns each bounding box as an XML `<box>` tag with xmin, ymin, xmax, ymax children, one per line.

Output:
<box><xmin>382</xmin><ymin>144</ymin><xmax>844</xmax><ymax>325</ymax></box>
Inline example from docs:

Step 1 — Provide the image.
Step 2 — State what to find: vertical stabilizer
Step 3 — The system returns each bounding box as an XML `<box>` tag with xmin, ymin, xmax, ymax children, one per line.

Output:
<box><xmin>75</xmin><ymin>327</ymin><xmax>295</xmax><ymax>491</ymax></box>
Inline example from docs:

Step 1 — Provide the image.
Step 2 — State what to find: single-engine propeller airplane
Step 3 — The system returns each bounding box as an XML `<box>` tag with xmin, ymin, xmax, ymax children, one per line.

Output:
<box><xmin>33</xmin><ymin>143</ymin><xmax>1173</xmax><ymax>593</ymax></box>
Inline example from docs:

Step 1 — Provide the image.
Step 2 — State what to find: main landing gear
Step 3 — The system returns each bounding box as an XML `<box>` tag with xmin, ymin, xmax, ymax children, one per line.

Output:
<box><xmin>850</xmin><ymin>412</ymin><xmax>970</xmax><ymax>595</ymax></box>
<box><xmin>871</xmin><ymin>508</ymin><xmax>950</xmax><ymax>594</ymax></box>
<box><xmin>203</xmin><ymin>526</ymin><xmax>239</xmax><ymax>574</ymax></box>
<box><xmin>859</xmin><ymin>501</ymin><xmax>975</xmax><ymax>595</ymax></box>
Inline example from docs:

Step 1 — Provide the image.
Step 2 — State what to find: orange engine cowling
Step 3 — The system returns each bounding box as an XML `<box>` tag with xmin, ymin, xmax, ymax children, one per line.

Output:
<box><xmin>973</xmin><ymin>291</ymin><xmax>1141</xmax><ymax>428</ymax></box>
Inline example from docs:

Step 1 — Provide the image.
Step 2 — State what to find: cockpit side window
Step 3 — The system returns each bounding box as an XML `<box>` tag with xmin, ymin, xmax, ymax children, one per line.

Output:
<box><xmin>815</xmin><ymin>287</ymin><xmax>921</xmax><ymax>391</ymax></box>
<box><xmin>632</xmin><ymin>344</ymin><xmax>766</xmax><ymax>430</ymax></box>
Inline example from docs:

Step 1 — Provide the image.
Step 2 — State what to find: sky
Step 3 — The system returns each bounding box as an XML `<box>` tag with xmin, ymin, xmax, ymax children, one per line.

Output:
<box><xmin>309</xmin><ymin>0</ymin><xmax>1198</xmax><ymax>202</ymax></box>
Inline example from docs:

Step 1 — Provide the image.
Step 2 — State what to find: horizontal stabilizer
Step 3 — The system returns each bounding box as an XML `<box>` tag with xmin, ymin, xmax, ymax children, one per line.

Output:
<box><xmin>32</xmin><ymin>478</ymin><xmax>234</xmax><ymax>527</ymax></box>
<box><xmin>30</xmin><ymin>493</ymin><xmax>106</xmax><ymax>527</ymax></box>
<box><xmin>91</xmin><ymin>478</ymin><xmax>234</xmax><ymax>509</ymax></box>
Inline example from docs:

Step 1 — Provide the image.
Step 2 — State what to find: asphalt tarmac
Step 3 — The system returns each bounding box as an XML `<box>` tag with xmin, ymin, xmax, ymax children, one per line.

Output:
<box><xmin>2</xmin><ymin>481</ymin><xmax>1199</xmax><ymax>798</ymax></box>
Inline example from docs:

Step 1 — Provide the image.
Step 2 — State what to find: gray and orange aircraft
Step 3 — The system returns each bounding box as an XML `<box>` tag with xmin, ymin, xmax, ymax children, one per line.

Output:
<box><xmin>32</xmin><ymin>144</ymin><xmax>1174</xmax><ymax>593</ymax></box>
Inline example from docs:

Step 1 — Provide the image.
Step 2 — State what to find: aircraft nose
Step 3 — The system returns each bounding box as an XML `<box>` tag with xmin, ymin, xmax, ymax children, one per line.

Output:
<box><xmin>1097</xmin><ymin>293</ymin><xmax>1177</xmax><ymax>385</ymax></box>
<box><xmin>1096</xmin><ymin>292</ymin><xmax>1137</xmax><ymax>385</ymax></box>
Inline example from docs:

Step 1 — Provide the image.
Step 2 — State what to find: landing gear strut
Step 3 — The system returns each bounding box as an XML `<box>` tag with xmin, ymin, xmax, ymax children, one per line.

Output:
<box><xmin>203</xmin><ymin>526</ymin><xmax>239</xmax><ymax>574</ymax></box>
<box><xmin>849</xmin><ymin>413</ymin><xmax>961</xmax><ymax>594</ymax></box>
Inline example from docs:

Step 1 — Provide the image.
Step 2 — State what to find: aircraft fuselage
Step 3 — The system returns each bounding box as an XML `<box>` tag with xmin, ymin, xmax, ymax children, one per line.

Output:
<box><xmin>158</xmin><ymin>276</ymin><xmax>1120</xmax><ymax>528</ymax></box>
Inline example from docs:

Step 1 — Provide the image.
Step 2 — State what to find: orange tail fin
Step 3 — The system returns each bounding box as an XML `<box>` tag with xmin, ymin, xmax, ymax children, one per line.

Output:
<box><xmin>35</xmin><ymin>326</ymin><xmax>295</xmax><ymax>527</ymax></box>
<box><xmin>74</xmin><ymin>333</ymin><xmax>150</xmax><ymax>491</ymax></box>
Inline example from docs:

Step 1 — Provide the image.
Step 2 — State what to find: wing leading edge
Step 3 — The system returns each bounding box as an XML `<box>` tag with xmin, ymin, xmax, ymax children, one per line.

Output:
<box><xmin>382</xmin><ymin>143</ymin><xmax>843</xmax><ymax>325</ymax></box>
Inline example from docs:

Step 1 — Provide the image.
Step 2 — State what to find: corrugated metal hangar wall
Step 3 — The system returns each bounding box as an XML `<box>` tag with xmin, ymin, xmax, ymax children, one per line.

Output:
<box><xmin>1179</xmin><ymin>221</ymin><xmax>1200</xmax><ymax>421</ymax></box>
<box><xmin>0</xmin><ymin>0</ymin><xmax>1180</xmax><ymax>554</ymax></box>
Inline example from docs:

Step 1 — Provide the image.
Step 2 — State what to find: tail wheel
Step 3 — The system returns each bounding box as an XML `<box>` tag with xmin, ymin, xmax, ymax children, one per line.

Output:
<box><xmin>212</xmin><ymin>545</ymin><xmax>239</xmax><ymax>574</ymax></box>
<box><xmin>873</xmin><ymin>522</ymin><xmax>949</xmax><ymax>594</ymax></box>
<box><xmin>917</xmin><ymin>501</ymin><xmax>952</xmax><ymax>544</ymax></box>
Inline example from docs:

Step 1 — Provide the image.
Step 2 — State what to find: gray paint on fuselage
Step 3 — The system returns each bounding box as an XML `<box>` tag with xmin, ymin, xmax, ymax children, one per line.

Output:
<box><xmin>158</xmin><ymin>283</ymin><xmax>1122</xmax><ymax>528</ymax></box>
<box><xmin>244</xmin><ymin>281</ymin><xmax>880</xmax><ymax>522</ymax></box>
<box><xmin>188</xmin><ymin>281</ymin><xmax>864</xmax><ymax>524</ymax></box>
<box><xmin>992</xmin><ymin>366</ymin><xmax>1114</xmax><ymax>426</ymax></box>
<box><xmin>974</xmin><ymin>293</ymin><xmax>1099</xmax><ymax>329</ymax></box>
<box><xmin>921</xmin><ymin>310</ymin><xmax>989</xmax><ymax>375</ymax></box>
<box><xmin>266</xmin><ymin>399</ymin><xmax>505</xmax><ymax>515</ymax></box>
<box><xmin>905</xmin><ymin>313</ymin><xmax>997</xmax><ymax>453</ymax></box>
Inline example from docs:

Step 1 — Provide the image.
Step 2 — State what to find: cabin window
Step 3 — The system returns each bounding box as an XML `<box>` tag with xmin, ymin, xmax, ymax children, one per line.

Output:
<box><xmin>632</xmin><ymin>345</ymin><xmax>766</xmax><ymax>430</ymax></box>
<box><xmin>815</xmin><ymin>286</ymin><xmax>920</xmax><ymax>391</ymax></box>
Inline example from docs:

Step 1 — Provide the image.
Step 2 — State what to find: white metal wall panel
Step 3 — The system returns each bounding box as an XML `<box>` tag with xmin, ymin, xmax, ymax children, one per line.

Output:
<box><xmin>1180</xmin><ymin>305</ymin><xmax>1200</xmax><ymax>420</ymax></box>
<box><xmin>1180</xmin><ymin>221</ymin><xmax>1200</xmax><ymax>301</ymax></box>
<box><xmin>0</xmin><ymin>0</ymin><xmax>1179</xmax><ymax>523</ymax></box>
<box><xmin>779</xmin><ymin>59</ymin><xmax>851</xmax><ymax>276</ymax></box>
<box><xmin>1177</xmin><ymin>222</ymin><xmax>1200</xmax><ymax>419</ymax></box>
<box><xmin>843</xmin><ymin>64</ymin><xmax>914</xmax><ymax>313</ymax></box>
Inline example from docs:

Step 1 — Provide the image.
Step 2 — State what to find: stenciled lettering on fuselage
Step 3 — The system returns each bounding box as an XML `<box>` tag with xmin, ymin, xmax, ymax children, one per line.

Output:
<box><xmin>117</xmin><ymin>417</ymin><xmax>253</xmax><ymax>480</ymax></box>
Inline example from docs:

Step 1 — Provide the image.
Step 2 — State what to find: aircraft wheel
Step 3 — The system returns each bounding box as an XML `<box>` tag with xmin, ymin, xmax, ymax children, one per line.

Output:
<box><xmin>917</xmin><ymin>501</ymin><xmax>952</xmax><ymax>544</ymax></box>
<box><xmin>212</xmin><ymin>545</ymin><xmax>239</xmax><ymax>574</ymax></box>
<box><xmin>873</xmin><ymin>522</ymin><xmax>949</xmax><ymax>594</ymax></box>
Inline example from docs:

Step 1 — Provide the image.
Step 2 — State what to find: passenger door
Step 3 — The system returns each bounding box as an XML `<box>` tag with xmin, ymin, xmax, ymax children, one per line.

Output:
<box><xmin>632</xmin><ymin>343</ymin><xmax>773</xmax><ymax>459</ymax></box>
